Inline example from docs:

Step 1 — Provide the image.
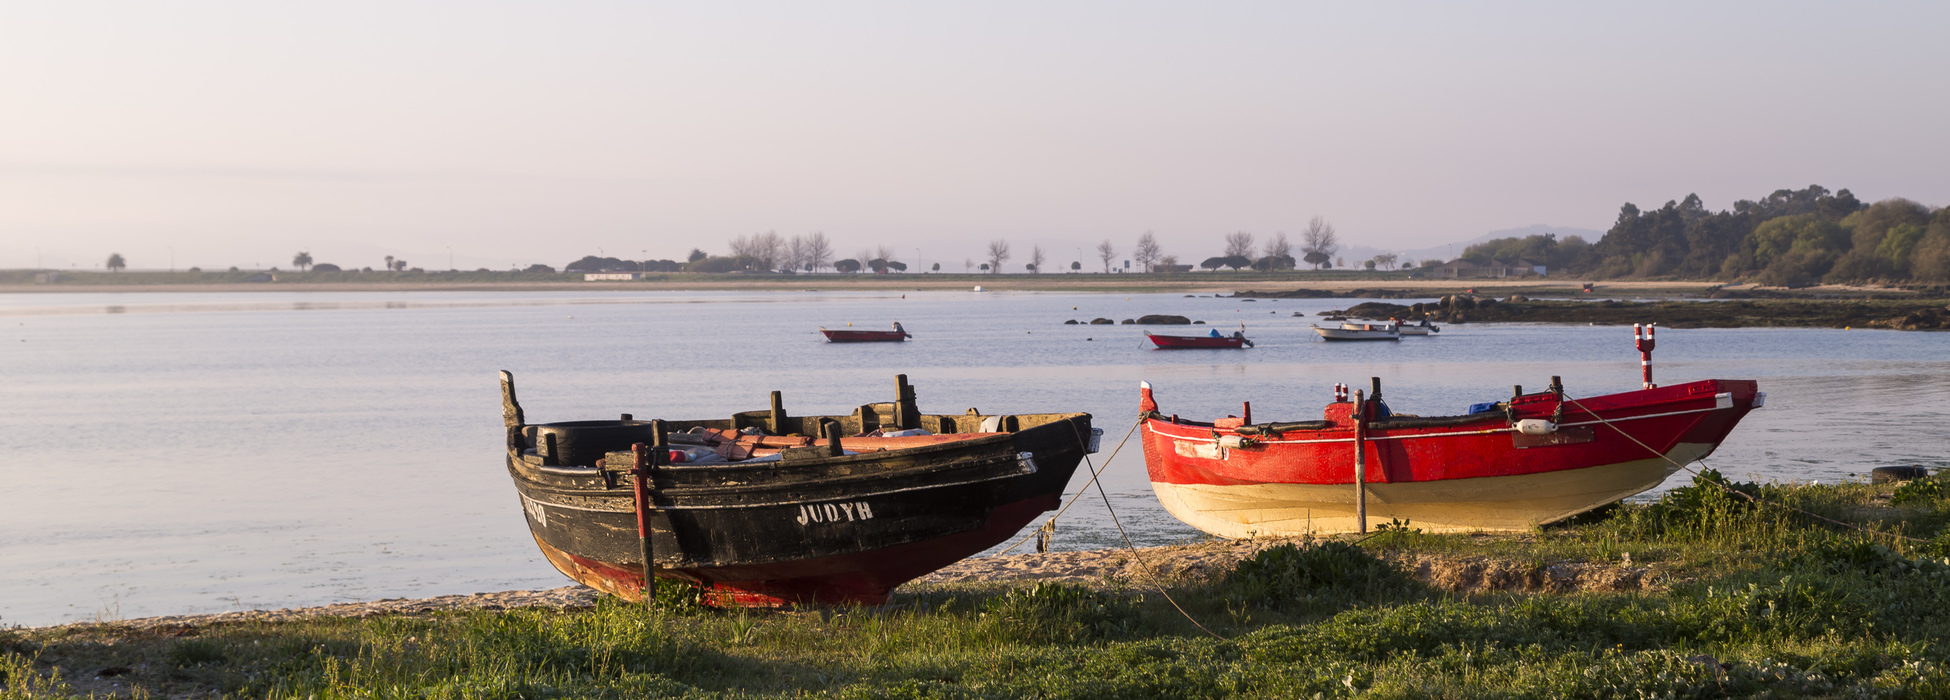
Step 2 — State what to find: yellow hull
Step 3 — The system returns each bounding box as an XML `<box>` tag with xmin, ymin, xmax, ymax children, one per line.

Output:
<box><xmin>1150</xmin><ymin>442</ymin><xmax>1711</xmax><ymax>536</ymax></box>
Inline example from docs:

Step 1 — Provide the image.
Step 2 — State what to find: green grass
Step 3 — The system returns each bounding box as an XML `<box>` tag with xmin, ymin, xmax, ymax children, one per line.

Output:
<box><xmin>11</xmin><ymin>471</ymin><xmax>1950</xmax><ymax>697</ymax></box>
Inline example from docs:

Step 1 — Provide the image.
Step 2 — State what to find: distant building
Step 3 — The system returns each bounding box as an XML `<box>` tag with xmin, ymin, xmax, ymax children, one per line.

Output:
<box><xmin>1432</xmin><ymin>259</ymin><xmax>1545</xmax><ymax>279</ymax></box>
<box><xmin>584</xmin><ymin>272</ymin><xmax>643</xmax><ymax>281</ymax></box>
<box><xmin>1158</xmin><ymin>264</ymin><xmax>1194</xmax><ymax>273</ymax></box>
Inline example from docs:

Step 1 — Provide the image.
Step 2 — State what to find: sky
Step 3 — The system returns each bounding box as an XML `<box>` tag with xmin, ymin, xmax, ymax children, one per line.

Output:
<box><xmin>3</xmin><ymin>1</ymin><xmax>1946</xmax><ymax>272</ymax></box>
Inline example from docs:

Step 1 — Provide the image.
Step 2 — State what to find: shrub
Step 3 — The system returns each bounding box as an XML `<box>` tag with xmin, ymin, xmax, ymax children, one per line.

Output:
<box><xmin>1640</xmin><ymin>468</ymin><xmax>1762</xmax><ymax>527</ymax></box>
<box><xmin>1218</xmin><ymin>541</ymin><xmax>1422</xmax><ymax>611</ymax></box>
<box><xmin>1892</xmin><ymin>476</ymin><xmax>1945</xmax><ymax>507</ymax></box>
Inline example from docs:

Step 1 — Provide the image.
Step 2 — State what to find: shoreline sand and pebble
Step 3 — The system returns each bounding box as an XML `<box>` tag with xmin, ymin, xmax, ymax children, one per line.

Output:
<box><xmin>32</xmin><ymin>537</ymin><xmax>1665</xmax><ymax>632</ymax></box>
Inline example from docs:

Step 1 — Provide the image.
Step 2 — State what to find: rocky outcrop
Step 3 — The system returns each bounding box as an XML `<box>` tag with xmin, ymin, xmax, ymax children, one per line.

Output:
<box><xmin>1232</xmin><ymin>288</ymin><xmax>1339</xmax><ymax>298</ymax></box>
<box><xmin>1341</xmin><ymin>302</ymin><xmax>1414</xmax><ymax>319</ymax></box>
<box><xmin>1872</xmin><ymin>305</ymin><xmax>1950</xmax><ymax>330</ymax></box>
<box><xmin>1134</xmin><ymin>314</ymin><xmax>1193</xmax><ymax>325</ymax></box>
<box><xmin>1412</xmin><ymin>297</ymin><xmax>1950</xmax><ymax>329</ymax></box>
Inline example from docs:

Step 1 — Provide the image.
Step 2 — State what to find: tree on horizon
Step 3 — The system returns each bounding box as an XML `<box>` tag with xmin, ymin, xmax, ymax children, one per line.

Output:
<box><xmin>1301</xmin><ymin>217</ymin><xmax>1339</xmax><ymax>270</ymax></box>
<box><xmin>106</xmin><ymin>253</ymin><xmax>126</xmax><ymax>272</ymax></box>
<box><xmin>986</xmin><ymin>240</ymin><xmax>1010</xmax><ymax>274</ymax></box>
<box><xmin>1223</xmin><ymin>232</ymin><xmax>1255</xmax><ymax>259</ymax></box>
<box><xmin>1263</xmin><ymin>233</ymin><xmax>1293</xmax><ymax>269</ymax></box>
<box><xmin>1133</xmin><ymin>232</ymin><xmax>1162</xmax><ymax>272</ymax></box>
<box><xmin>292</xmin><ymin>251</ymin><xmax>313</xmax><ymax>272</ymax></box>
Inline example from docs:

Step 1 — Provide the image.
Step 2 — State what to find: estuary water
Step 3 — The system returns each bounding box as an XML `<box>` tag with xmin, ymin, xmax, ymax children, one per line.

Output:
<box><xmin>3</xmin><ymin>288</ymin><xmax>1945</xmax><ymax>627</ymax></box>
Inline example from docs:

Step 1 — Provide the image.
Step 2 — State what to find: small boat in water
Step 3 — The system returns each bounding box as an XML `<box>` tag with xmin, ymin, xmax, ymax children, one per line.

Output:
<box><xmin>1147</xmin><ymin>329</ymin><xmax>1253</xmax><ymax>349</ymax></box>
<box><xmin>499</xmin><ymin>371</ymin><xmax>1096</xmax><ymax>606</ymax></box>
<box><xmin>1138</xmin><ymin>327</ymin><xmax>1762</xmax><ymax>535</ymax></box>
<box><xmin>1393</xmin><ymin>318</ymin><xmax>1440</xmax><ymax>336</ymax></box>
<box><xmin>1313</xmin><ymin>321</ymin><xmax>1400</xmax><ymax>341</ymax></box>
<box><xmin>821</xmin><ymin>322</ymin><xmax>911</xmax><ymax>342</ymax></box>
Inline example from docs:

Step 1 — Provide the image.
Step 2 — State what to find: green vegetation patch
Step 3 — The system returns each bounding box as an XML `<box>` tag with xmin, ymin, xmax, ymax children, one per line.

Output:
<box><xmin>13</xmin><ymin>474</ymin><xmax>1950</xmax><ymax>697</ymax></box>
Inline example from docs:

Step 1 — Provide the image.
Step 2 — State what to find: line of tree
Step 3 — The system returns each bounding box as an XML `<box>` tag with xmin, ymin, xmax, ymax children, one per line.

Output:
<box><xmin>554</xmin><ymin>219</ymin><xmax>1344</xmax><ymax>279</ymax></box>
<box><xmin>565</xmin><ymin>255</ymin><xmax>684</xmax><ymax>272</ymax></box>
<box><xmin>1463</xmin><ymin>185</ymin><xmax>1950</xmax><ymax>284</ymax></box>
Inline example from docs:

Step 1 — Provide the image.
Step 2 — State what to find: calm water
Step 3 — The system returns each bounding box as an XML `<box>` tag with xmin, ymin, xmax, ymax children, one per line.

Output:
<box><xmin>3</xmin><ymin>289</ymin><xmax>1944</xmax><ymax>627</ymax></box>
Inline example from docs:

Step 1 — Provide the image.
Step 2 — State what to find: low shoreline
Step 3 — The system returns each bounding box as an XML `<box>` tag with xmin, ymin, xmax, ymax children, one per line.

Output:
<box><xmin>31</xmin><ymin>536</ymin><xmax>1664</xmax><ymax>632</ymax></box>
<box><xmin>0</xmin><ymin>273</ymin><xmax>1914</xmax><ymax>297</ymax></box>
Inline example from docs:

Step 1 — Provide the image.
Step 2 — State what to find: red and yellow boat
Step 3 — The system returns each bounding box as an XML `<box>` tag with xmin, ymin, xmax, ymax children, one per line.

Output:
<box><xmin>1138</xmin><ymin>327</ymin><xmax>1763</xmax><ymax>535</ymax></box>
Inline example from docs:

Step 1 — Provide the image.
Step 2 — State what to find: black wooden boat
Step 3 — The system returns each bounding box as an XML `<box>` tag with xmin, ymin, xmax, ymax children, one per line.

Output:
<box><xmin>499</xmin><ymin>371</ymin><xmax>1097</xmax><ymax>606</ymax></box>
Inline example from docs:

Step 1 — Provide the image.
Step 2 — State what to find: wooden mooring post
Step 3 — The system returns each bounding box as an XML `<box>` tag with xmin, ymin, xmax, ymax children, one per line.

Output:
<box><xmin>1353</xmin><ymin>389</ymin><xmax>1368</xmax><ymax>534</ymax></box>
<box><xmin>630</xmin><ymin>420</ymin><xmax>668</xmax><ymax>606</ymax></box>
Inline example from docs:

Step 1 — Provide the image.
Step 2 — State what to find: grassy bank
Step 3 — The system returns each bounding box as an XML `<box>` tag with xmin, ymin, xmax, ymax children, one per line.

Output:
<box><xmin>10</xmin><ymin>471</ymin><xmax>1950</xmax><ymax>697</ymax></box>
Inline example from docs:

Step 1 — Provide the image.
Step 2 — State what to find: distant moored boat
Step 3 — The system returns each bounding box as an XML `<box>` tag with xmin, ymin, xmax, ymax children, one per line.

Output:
<box><xmin>1147</xmin><ymin>331</ymin><xmax>1253</xmax><ymax>349</ymax></box>
<box><xmin>1313</xmin><ymin>321</ymin><xmax>1400</xmax><ymax>341</ymax></box>
<box><xmin>821</xmin><ymin>322</ymin><xmax>912</xmax><ymax>342</ymax></box>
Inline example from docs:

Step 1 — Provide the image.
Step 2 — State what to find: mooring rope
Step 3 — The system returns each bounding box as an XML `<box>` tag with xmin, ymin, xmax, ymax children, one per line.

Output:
<box><xmin>1562</xmin><ymin>394</ymin><xmax>1931</xmax><ymax>545</ymax></box>
<box><xmin>992</xmin><ymin>420</ymin><xmax>1140</xmax><ymax>556</ymax></box>
<box><xmin>988</xmin><ymin>417</ymin><xmax>1231</xmax><ymax>639</ymax></box>
<box><xmin>1085</xmin><ymin>434</ymin><xmax>1234</xmax><ymax>641</ymax></box>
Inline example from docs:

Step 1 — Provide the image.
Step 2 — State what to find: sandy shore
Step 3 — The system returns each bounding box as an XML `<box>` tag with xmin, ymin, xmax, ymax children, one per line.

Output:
<box><xmin>40</xmin><ymin>538</ymin><xmax>1664</xmax><ymax>631</ymax></box>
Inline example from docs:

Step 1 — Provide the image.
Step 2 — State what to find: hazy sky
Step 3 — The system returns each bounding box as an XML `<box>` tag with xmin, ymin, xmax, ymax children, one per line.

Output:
<box><xmin>4</xmin><ymin>1</ymin><xmax>1946</xmax><ymax>272</ymax></box>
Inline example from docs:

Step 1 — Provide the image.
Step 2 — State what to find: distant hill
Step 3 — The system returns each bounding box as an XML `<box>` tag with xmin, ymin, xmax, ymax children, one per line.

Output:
<box><xmin>1338</xmin><ymin>224</ymin><xmax>1605</xmax><ymax>267</ymax></box>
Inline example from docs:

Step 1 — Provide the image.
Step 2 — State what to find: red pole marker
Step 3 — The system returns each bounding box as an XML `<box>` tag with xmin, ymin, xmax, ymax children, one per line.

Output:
<box><xmin>1634</xmin><ymin>323</ymin><xmax>1657</xmax><ymax>389</ymax></box>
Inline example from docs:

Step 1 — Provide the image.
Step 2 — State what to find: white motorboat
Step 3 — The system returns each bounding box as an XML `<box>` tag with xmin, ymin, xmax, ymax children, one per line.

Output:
<box><xmin>1313</xmin><ymin>321</ymin><xmax>1401</xmax><ymax>341</ymax></box>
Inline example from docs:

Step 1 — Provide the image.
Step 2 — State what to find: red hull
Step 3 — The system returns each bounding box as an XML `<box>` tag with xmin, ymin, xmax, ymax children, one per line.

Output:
<box><xmin>1147</xmin><ymin>333</ymin><xmax>1248</xmax><ymax>349</ymax></box>
<box><xmin>822</xmin><ymin>329</ymin><xmax>909</xmax><ymax>342</ymax></box>
<box><xmin>1138</xmin><ymin>378</ymin><xmax>1762</xmax><ymax>534</ymax></box>
<box><xmin>537</xmin><ymin>494</ymin><xmax>1056</xmax><ymax>606</ymax></box>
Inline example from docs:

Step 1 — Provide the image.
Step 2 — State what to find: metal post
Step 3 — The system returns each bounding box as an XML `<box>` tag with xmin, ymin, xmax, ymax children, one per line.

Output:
<box><xmin>1353</xmin><ymin>389</ymin><xmax>1368</xmax><ymax>534</ymax></box>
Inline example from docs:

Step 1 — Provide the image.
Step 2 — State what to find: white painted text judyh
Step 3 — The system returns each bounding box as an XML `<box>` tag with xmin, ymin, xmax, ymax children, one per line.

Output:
<box><xmin>797</xmin><ymin>501</ymin><xmax>875</xmax><ymax>526</ymax></box>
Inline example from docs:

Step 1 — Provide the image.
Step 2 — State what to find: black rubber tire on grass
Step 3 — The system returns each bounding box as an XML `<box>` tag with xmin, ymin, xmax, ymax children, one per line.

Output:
<box><xmin>1871</xmin><ymin>466</ymin><xmax>1931</xmax><ymax>484</ymax></box>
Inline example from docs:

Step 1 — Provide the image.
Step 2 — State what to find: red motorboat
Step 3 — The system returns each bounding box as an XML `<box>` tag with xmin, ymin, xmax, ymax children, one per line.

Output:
<box><xmin>1138</xmin><ymin>326</ymin><xmax>1763</xmax><ymax>535</ymax></box>
<box><xmin>821</xmin><ymin>322</ymin><xmax>911</xmax><ymax>342</ymax></box>
<box><xmin>1147</xmin><ymin>330</ymin><xmax>1253</xmax><ymax>349</ymax></box>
